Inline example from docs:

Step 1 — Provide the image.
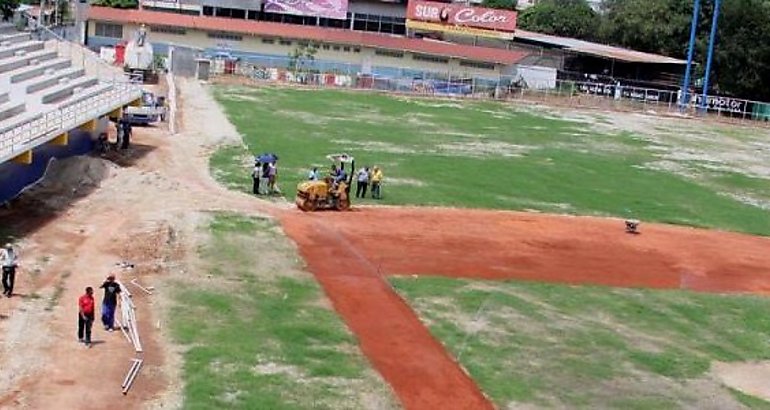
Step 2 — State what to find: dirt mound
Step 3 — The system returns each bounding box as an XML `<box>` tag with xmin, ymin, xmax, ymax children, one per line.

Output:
<box><xmin>21</xmin><ymin>156</ymin><xmax>115</xmax><ymax>210</ymax></box>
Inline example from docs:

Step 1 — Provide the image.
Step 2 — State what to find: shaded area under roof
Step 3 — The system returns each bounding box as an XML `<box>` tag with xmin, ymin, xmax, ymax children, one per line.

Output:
<box><xmin>87</xmin><ymin>7</ymin><xmax>529</xmax><ymax>65</ymax></box>
<box><xmin>515</xmin><ymin>29</ymin><xmax>686</xmax><ymax>65</ymax></box>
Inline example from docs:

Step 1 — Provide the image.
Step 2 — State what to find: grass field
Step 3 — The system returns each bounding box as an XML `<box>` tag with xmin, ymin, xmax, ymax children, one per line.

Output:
<box><xmin>212</xmin><ymin>85</ymin><xmax>770</xmax><ymax>235</ymax></box>
<box><xmin>207</xmin><ymin>85</ymin><xmax>770</xmax><ymax>409</ymax></box>
<box><xmin>169</xmin><ymin>213</ymin><xmax>395</xmax><ymax>409</ymax></box>
<box><xmin>391</xmin><ymin>277</ymin><xmax>770</xmax><ymax>409</ymax></box>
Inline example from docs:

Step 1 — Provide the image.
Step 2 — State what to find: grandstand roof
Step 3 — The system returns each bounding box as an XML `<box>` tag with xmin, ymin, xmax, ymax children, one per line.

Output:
<box><xmin>87</xmin><ymin>7</ymin><xmax>529</xmax><ymax>65</ymax></box>
<box><xmin>514</xmin><ymin>29</ymin><xmax>686</xmax><ymax>65</ymax></box>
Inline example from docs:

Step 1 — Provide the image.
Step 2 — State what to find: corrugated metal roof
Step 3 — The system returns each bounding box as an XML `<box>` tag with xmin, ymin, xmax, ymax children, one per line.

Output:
<box><xmin>515</xmin><ymin>29</ymin><xmax>686</xmax><ymax>65</ymax></box>
<box><xmin>88</xmin><ymin>7</ymin><xmax>529</xmax><ymax>65</ymax></box>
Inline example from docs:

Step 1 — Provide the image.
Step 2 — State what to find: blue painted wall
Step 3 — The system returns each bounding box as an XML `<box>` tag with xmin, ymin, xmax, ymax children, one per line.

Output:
<box><xmin>0</xmin><ymin>129</ymin><xmax>96</xmax><ymax>203</ymax></box>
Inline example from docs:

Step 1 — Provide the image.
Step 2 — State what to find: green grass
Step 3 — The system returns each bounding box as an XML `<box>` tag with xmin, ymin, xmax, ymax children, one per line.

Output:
<box><xmin>212</xmin><ymin>86</ymin><xmax>770</xmax><ymax>235</ymax></box>
<box><xmin>729</xmin><ymin>388</ymin><xmax>770</xmax><ymax>409</ymax></box>
<box><xmin>391</xmin><ymin>276</ymin><xmax>770</xmax><ymax>408</ymax></box>
<box><xmin>170</xmin><ymin>213</ymin><xmax>393</xmax><ymax>409</ymax></box>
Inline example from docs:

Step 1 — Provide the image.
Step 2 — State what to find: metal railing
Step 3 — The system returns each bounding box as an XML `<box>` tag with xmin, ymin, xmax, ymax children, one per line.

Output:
<box><xmin>0</xmin><ymin>83</ymin><xmax>140</xmax><ymax>163</ymax></box>
<box><xmin>0</xmin><ymin>18</ymin><xmax>143</xmax><ymax>164</ymax></box>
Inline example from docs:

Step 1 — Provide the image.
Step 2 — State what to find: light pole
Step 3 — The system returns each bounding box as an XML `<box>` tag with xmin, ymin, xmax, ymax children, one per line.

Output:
<box><xmin>680</xmin><ymin>0</ymin><xmax>701</xmax><ymax>111</ymax></box>
<box><xmin>700</xmin><ymin>0</ymin><xmax>721</xmax><ymax>112</ymax></box>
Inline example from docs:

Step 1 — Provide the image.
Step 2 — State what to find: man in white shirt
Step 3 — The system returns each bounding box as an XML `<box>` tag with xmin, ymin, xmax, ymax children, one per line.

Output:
<box><xmin>1</xmin><ymin>243</ymin><xmax>19</xmax><ymax>298</ymax></box>
<box><xmin>356</xmin><ymin>167</ymin><xmax>370</xmax><ymax>198</ymax></box>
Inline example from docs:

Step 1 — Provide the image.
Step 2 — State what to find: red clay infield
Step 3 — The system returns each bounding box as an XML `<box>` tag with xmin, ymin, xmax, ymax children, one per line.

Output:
<box><xmin>280</xmin><ymin>207</ymin><xmax>770</xmax><ymax>409</ymax></box>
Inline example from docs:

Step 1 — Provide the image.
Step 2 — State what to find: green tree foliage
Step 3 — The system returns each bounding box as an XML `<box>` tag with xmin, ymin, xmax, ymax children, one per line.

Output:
<box><xmin>599</xmin><ymin>0</ymin><xmax>770</xmax><ymax>101</ymax></box>
<box><xmin>482</xmin><ymin>0</ymin><xmax>518</xmax><ymax>10</ymax></box>
<box><xmin>90</xmin><ymin>0</ymin><xmax>138</xmax><ymax>9</ymax></box>
<box><xmin>518</xmin><ymin>0</ymin><xmax>600</xmax><ymax>38</ymax></box>
<box><xmin>0</xmin><ymin>0</ymin><xmax>20</xmax><ymax>21</ymax></box>
<box><xmin>288</xmin><ymin>43</ymin><xmax>318</xmax><ymax>74</ymax></box>
<box><xmin>710</xmin><ymin>0</ymin><xmax>770</xmax><ymax>100</ymax></box>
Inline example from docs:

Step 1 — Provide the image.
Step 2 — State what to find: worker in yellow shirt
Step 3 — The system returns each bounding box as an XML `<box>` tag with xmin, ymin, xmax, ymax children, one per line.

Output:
<box><xmin>371</xmin><ymin>166</ymin><xmax>383</xmax><ymax>199</ymax></box>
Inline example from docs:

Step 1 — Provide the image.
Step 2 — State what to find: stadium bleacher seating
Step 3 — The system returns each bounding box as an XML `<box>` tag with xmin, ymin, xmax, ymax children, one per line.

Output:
<box><xmin>0</xmin><ymin>22</ymin><xmax>142</xmax><ymax>165</ymax></box>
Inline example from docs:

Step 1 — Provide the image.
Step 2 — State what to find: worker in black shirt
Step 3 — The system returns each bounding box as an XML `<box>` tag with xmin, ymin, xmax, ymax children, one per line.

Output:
<box><xmin>100</xmin><ymin>275</ymin><xmax>122</xmax><ymax>332</ymax></box>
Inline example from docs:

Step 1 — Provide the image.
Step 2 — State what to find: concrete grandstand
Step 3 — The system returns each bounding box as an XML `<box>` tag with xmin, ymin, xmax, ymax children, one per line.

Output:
<box><xmin>0</xmin><ymin>21</ymin><xmax>143</xmax><ymax>203</ymax></box>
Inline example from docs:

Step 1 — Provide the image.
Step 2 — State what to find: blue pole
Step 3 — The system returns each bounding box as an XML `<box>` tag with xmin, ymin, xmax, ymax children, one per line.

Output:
<box><xmin>680</xmin><ymin>0</ymin><xmax>701</xmax><ymax>111</ymax></box>
<box><xmin>700</xmin><ymin>0</ymin><xmax>721</xmax><ymax>113</ymax></box>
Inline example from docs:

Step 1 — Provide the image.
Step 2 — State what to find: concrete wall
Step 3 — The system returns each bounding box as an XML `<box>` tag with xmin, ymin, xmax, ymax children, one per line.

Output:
<box><xmin>88</xmin><ymin>21</ymin><xmax>506</xmax><ymax>79</ymax></box>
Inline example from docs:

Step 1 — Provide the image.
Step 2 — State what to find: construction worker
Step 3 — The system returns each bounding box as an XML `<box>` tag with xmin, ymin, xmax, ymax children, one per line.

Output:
<box><xmin>100</xmin><ymin>275</ymin><xmax>121</xmax><ymax>332</ymax></box>
<box><xmin>356</xmin><ymin>166</ymin><xmax>369</xmax><ymax>198</ymax></box>
<box><xmin>371</xmin><ymin>166</ymin><xmax>383</xmax><ymax>199</ymax></box>
<box><xmin>78</xmin><ymin>287</ymin><xmax>95</xmax><ymax>348</ymax></box>
<box><xmin>252</xmin><ymin>161</ymin><xmax>262</xmax><ymax>195</ymax></box>
<box><xmin>1</xmin><ymin>243</ymin><xmax>19</xmax><ymax>298</ymax></box>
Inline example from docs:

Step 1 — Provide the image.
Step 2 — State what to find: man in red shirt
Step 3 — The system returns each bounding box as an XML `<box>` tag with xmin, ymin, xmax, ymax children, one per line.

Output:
<box><xmin>78</xmin><ymin>287</ymin><xmax>95</xmax><ymax>347</ymax></box>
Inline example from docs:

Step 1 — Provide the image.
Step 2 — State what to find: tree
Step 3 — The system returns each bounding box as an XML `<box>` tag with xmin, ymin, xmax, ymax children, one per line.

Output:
<box><xmin>482</xmin><ymin>0</ymin><xmax>518</xmax><ymax>11</ymax></box>
<box><xmin>1</xmin><ymin>0</ymin><xmax>20</xmax><ymax>21</ymax></box>
<box><xmin>518</xmin><ymin>0</ymin><xmax>600</xmax><ymax>39</ymax></box>
<box><xmin>288</xmin><ymin>43</ymin><xmax>318</xmax><ymax>74</ymax></box>
<box><xmin>599</xmin><ymin>0</ymin><xmax>770</xmax><ymax>101</ymax></box>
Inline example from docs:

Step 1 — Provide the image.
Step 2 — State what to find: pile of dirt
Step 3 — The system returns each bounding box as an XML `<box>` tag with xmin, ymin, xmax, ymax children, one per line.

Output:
<box><xmin>21</xmin><ymin>156</ymin><xmax>116</xmax><ymax>209</ymax></box>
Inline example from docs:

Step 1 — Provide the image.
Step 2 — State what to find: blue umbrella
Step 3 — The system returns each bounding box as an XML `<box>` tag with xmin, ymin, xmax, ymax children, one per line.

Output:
<box><xmin>256</xmin><ymin>153</ymin><xmax>278</xmax><ymax>163</ymax></box>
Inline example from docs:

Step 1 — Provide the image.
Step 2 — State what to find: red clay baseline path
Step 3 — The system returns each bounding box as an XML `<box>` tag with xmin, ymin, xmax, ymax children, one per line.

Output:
<box><xmin>280</xmin><ymin>213</ymin><xmax>494</xmax><ymax>410</ymax></box>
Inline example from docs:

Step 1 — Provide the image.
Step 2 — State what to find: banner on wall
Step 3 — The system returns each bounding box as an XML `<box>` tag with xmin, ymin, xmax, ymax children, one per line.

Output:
<box><xmin>406</xmin><ymin>0</ymin><xmax>517</xmax><ymax>33</ymax></box>
<box><xmin>263</xmin><ymin>0</ymin><xmax>349</xmax><ymax>19</ymax></box>
<box><xmin>406</xmin><ymin>20</ymin><xmax>515</xmax><ymax>40</ymax></box>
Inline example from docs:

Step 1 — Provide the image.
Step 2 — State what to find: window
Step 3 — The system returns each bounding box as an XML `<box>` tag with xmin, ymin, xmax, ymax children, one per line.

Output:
<box><xmin>94</xmin><ymin>22</ymin><xmax>123</xmax><ymax>39</ymax></box>
<box><xmin>375</xmin><ymin>50</ymin><xmax>404</xmax><ymax>58</ymax></box>
<box><xmin>343</xmin><ymin>46</ymin><xmax>350</xmax><ymax>52</ymax></box>
<box><xmin>332</xmin><ymin>45</ymin><xmax>340</xmax><ymax>51</ymax></box>
<box><xmin>248</xmin><ymin>10</ymin><xmax>259</xmax><ymax>20</ymax></box>
<box><xmin>413</xmin><ymin>54</ymin><xmax>449</xmax><ymax>64</ymax></box>
<box><xmin>353</xmin><ymin>48</ymin><xmax>361</xmax><ymax>53</ymax></box>
<box><xmin>298</xmin><ymin>41</ymin><xmax>309</xmax><ymax>47</ymax></box>
<box><xmin>351</xmin><ymin>13</ymin><xmax>406</xmax><ymax>34</ymax></box>
<box><xmin>202</xmin><ymin>6</ymin><xmax>214</xmax><ymax>16</ymax></box>
<box><xmin>262</xmin><ymin>38</ymin><xmax>275</xmax><ymax>44</ymax></box>
<box><xmin>279</xmin><ymin>39</ymin><xmax>292</xmax><ymax>46</ymax></box>
<box><xmin>322</xmin><ymin>44</ymin><xmax>330</xmax><ymax>50</ymax></box>
<box><xmin>149</xmin><ymin>25</ymin><xmax>186</xmax><ymax>35</ymax></box>
<box><xmin>460</xmin><ymin>61</ymin><xmax>496</xmax><ymax>70</ymax></box>
<box><xmin>207</xmin><ymin>32</ymin><xmax>243</xmax><ymax>41</ymax></box>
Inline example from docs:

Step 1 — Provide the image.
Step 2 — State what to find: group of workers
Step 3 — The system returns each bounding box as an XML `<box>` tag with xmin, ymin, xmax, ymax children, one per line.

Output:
<box><xmin>307</xmin><ymin>164</ymin><xmax>384</xmax><ymax>199</ymax></box>
<box><xmin>251</xmin><ymin>158</ymin><xmax>280</xmax><ymax>195</ymax></box>
<box><xmin>2</xmin><ymin>241</ymin><xmax>121</xmax><ymax>348</ymax></box>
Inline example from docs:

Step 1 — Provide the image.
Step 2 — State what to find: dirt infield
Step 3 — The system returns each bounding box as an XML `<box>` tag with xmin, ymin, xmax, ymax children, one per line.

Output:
<box><xmin>285</xmin><ymin>207</ymin><xmax>770</xmax><ymax>293</ymax></box>
<box><xmin>281</xmin><ymin>206</ymin><xmax>770</xmax><ymax>409</ymax></box>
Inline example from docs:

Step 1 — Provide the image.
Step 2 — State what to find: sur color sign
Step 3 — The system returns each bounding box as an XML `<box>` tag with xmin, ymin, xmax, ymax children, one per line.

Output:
<box><xmin>406</xmin><ymin>0</ymin><xmax>518</xmax><ymax>33</ymax></box>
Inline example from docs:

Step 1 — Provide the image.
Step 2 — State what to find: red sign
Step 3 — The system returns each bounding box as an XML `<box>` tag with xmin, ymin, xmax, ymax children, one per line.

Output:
<box><xmin>407</xmin><ymin>0</ymin><xmax>517</xmax><ymax>33</ymax></box>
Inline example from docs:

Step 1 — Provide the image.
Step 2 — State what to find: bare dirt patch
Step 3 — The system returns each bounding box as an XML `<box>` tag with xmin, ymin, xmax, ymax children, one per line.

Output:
<box><xmin>713</xmin><ymin>361</ymin><xmax>770</xmax><ymax>401</ymax></box>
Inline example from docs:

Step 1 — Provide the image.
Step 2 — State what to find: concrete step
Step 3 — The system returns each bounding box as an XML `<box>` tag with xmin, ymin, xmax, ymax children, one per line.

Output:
<box><xmin>6</xmin><ymin>58</ymin><xmax>72</xmax><ymax>84</ymax></box>
<box><xmin>0</xmin><ymin>92</ymin><xmax>7</xmax><ymax>104</ymax></box>
<box><xmin>26</xmin><ymin>67</ymin><xmax>86</xmax><ymax>94</ymax></box>
<box><xmin>41</xmin><ymin>76</ymin><xmax>99</xmax><ymax>104</ymax></box>
<box><xmin>0</xmin><ymin>33</ymin><xmax>32</xmax><ymax>46</ymax></box>
<box><xmin>57</xmin><ymin>83</ymin><xmax>115</xmax><ymax>111</ymax></box>
<box><xmin>0</xmin><ymin>24</ymin><xmax>19</xmax><ymax>35</ymax></box>
<box><xmin>0</xmin><ymin>49</ymin><xmax>58</xmax><ymax>74</ymax></box>
<box><xmin>0</xmin><ymin>41</ymin><xmax>44</xmax><ymax>60</ymax></box>
<box><xmin>0</xmin><ymin>101</ymin><xmax>25</xmax><ymax>122</ymax></box>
